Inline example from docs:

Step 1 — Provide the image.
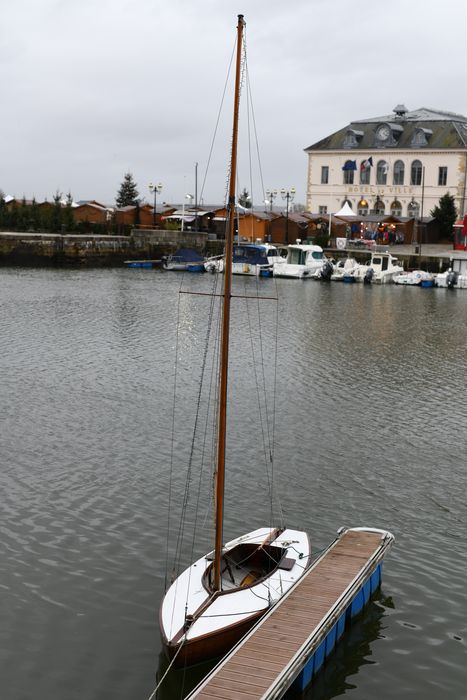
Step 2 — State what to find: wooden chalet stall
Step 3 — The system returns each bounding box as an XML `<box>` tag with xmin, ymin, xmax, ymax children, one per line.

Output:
<box><xmin>115</xmin><ymin>204</ymin><xmax>156</xmax><ymax>229</ymax></box>
<box><xmin>73</xmin><ymin>202</ymin><xmax>109</xmax><ymax>225</ymax></box>
<box><xmin>237</xmin><ymin>211</ymin><xmax>277</xmax><ymax>242</ymax></box>
<box><xmin>269</xmin><ymin>212</ymin><xmax>311</xmax><ymax>244</ymax></box>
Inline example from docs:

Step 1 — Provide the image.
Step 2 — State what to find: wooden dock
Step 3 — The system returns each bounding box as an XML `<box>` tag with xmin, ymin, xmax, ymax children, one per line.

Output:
<box><xmin>187</xmin><ymin>527</ymin><xmax>394</xmax><ymax>699</ymax></box>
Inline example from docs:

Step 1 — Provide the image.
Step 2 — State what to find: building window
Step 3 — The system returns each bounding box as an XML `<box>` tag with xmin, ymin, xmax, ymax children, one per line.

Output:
<box><xmin>343</xmin><ymin>169</ymin><xmax>354</xmax><ymax>185</ymax></box>
<box><xmin>438</xmin><ymin>166</ymin><xmax>447</xmax><ymax>186</ymax></box>
<box><xmin>318</xmin><ymin>205</ymin><xmax>328</xmax><ymax>214</ymax></box>
<box><xmin>360</xmin><ymin>161</ymin><xmax>371</xmax><ymax>184</ymax></box>
<box><xmin>411</xmin><ymin>160</ymin><xmax>423</xmax><ymax>185</ymax></box>
<box><xmin>407</xmin><ymin>199</ymin><xmax>420</xmax><ymax>218</ymax></box>
<box><xmin>376</xmin><ymin>160</ymin><xmax>389</xmax><ymax>185</ymax></box>
<box><xmin>321</xmin><ymin>166</ymin><xmax>329</xmax><ymax>184</ymax></box>
<box><xmin>358</xmin><ymin>199</ymin><xmax>369</xmax><ymax>216</ymax></box>
<box><xmin>390</xmin><ymin>200</ymin><xmax>402</xmax><ymax>216</ymax></box>
<box><xmin>373</xmin><ymin>197</ymin><xmax>385</xmax><ymax>215</ymax></box>
<box><xmin>393</xmin><ymin>160</ymin><xmax>405</xmax><ymax>185</ymax></box>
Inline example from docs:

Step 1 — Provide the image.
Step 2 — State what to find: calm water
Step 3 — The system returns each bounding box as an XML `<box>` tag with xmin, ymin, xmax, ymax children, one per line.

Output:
<box><xmin>1</xmin><ymin>266</ymin><xmax>466</xmax><ymax>700</ymax></box>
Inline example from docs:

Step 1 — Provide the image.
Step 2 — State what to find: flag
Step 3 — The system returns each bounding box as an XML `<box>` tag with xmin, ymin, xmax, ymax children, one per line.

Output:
<box><xmin>362</xmin><ymin>157</ymin><xmax>373</xmax><ymax>169</ymax></box>
<box><xmin>382</xmin><ymin>162</ymin><xmax>389</xmax><ymax>174</ymax></box>
<box><xmin>342</xmin><ymin>160</ymin><xmax>357</xmax><ymax>171</ymax></box>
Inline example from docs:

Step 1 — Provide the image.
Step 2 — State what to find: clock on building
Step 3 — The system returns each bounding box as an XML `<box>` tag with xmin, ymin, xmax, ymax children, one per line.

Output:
<box><xmin>377</xmin><ymin>125</ymin><xmax>391</xmax><ymax>141</ymax></box>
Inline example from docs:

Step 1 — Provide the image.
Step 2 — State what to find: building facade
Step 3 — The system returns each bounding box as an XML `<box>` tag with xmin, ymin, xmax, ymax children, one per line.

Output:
<box><xmin>305</xmin><ymin>106</ymin><xmax>467</xmax><ymax>219</ymax></box>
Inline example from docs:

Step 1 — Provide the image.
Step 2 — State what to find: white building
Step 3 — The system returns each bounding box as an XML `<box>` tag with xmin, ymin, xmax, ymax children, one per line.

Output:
<box><xmin>305</xmin><ymin>105</ymin><xmax>467</xmax><ymax>219</ymax></box>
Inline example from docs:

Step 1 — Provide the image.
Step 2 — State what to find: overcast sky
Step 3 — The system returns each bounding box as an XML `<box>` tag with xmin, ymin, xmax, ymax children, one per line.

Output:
<box><xmin>2</xmin><ymin>0</ymin><xmax>467</xmax><ymax>208</ymax></box>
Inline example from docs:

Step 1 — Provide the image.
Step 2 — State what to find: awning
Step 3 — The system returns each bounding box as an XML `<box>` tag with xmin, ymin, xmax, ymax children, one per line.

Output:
<box><xmin>163</xmin><ymin>214</ymin><xmax>196</xmax><ymax>222</ymax></box>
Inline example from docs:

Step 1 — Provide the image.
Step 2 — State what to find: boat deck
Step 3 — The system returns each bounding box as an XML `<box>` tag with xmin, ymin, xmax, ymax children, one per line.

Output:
<box><xmin>187</xmin><ymin>528</ymin><xmax>393</xmax><ymax>699</ymax></box>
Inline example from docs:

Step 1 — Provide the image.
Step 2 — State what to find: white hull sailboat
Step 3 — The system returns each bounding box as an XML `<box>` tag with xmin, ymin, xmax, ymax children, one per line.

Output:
<box><xmin>159</xmin><ymin>15</ymin><xmax>309</xmax><ymax>668</ymax></box>
<box><xmin>160</xmin><ymin>528</ymin><xmax>310</xmax><ymax>666</ymax></box>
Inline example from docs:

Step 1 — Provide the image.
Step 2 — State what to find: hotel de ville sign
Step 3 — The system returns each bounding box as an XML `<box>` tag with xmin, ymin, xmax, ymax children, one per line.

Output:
<box><xmin>346</xmin><ymin>185</ymin><xmax>415</xmax><ymax>196</ymax></box>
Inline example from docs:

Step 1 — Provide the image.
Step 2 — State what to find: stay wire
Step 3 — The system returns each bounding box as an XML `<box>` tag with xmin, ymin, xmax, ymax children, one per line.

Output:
<box><xmin>172</xmin><ymin>273</ymin><xmax>220</xmax><ymax>578</ymax></box>
<box><xmin>242</xmin><ymin>277</ymin><xmax>275</xmax><ymax>517</ymax></box>
<box><xmin>199</xmin><ymin>35</ymin><xmax>237</xmax><ymax>207</ymax></box>
<box><xmin>185</xmin><ymin>272</ymin><xmax>223</xmax><ymax>596</ymax></box>
<box><xmin>165</xmin><ymin>278</ymin><xmax>182</xmax><ymax>591</ymax></box>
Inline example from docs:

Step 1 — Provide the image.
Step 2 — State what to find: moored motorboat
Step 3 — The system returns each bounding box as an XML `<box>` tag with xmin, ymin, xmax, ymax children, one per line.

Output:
<box><xmin>393</xmin><ymin>270</ymin><xmax>434</xmax><ymax>286</ymax></box>
<box><xmin>353</xmin><ymin>251</ymin><xmax>404</xmax><ymax>284</ymax></box>
<box><xmin>435</xmin><ymin>269</ymin><xmax>467</xmax><ymax>288</ymax></box>
<box><xmin>330</xmin><ymin>257</ymin><xmax>360</xmax><ymax>282</ymax></box>
<box><xmin>272</xmin><ymin>242</ymin><xmax>326</xmax><ymax>279</ymax></box>
<box><xmin>163</xmin><ymin>248</ymin><xmax>205</xmax><ymax>272</ymax></box>
<box><xmin>205</xmin><ymin>243</ymin><xmax>284</xmax><ymax>276</ymax></box>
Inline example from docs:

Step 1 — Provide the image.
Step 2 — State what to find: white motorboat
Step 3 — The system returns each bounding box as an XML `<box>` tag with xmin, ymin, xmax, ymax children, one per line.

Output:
<box><xmin>435</xmin><ymin>269</ymin><xmax>467</xmax><ymax>288</ymax></box>
<box><xmin>272</xmin><ymin>242</ymin><xmax>325</xmax><ymax>279</ymax></box>
<box><xmin>353</xmin><ymin>251</ymin><xmax>404</xmax><ymax>284</ymax></box>
<box><xmin>393</xmin><ymin>270</ymin><xmax>434</xmax><ymax>286</ymax></box>
<box><xmin>330</xmin><ymin>257</ymin><xmax>360</xmax><ymax>282</ymax></box>
<box><xmin>204</xmin><ymin>243</ymin><xmax>284</xmax><ymax>276</ymax></box>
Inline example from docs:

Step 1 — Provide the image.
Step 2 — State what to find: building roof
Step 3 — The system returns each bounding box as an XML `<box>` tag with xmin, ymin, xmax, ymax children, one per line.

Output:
<box><xmin>305</xmin><ymin>106</ymin><xmax>467</xmax><ymax>151</ymax></box>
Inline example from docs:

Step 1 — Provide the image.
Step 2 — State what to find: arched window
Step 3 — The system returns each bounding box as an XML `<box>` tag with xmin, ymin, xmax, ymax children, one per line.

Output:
<box><xmin>360</xmin><ymin>160</ymin><xmax>371</xmax><ymax>185</ymax></box>
<box><xmin>390</xmin><ymin>200</ymin><xmax>402</xmax><ymax>216</ymax></box>
<box><xmin>374</xmin><ymin>197</ymin><xmax>385</xmax><ymax>215</ymax></box>
<box><xmin>376</xmin><ymin>160</ymin><xmax>389</xmax><ymax>185</ymax></box>
<box><xmin>393</xmin><ymin>160</ymin><xmax>405</xmax><ymax>185</ymax></box>
<box><xmin>407</xmin><ymin>199</ymin><xmax>420</xmax><ymax>218</ymax></box>
<box><xmin>411</xmin><ymin>160</ymin><xmax>423</xmax><ymax>185</ymax></box>
<box><xmin>358</xmin><ymin>199</ymin><xmax>369</xmax><ymax>216</ymax></box>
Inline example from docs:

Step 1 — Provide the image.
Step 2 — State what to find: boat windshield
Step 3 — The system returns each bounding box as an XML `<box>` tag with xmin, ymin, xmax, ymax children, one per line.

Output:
<box><xmin>311</xmin><ymin>251</ymin><xmax>324</xmax><ymax>260</ymax></box>
<box><xmin>288</xmin><ymin>248</ymin><xmax>307</xmax><ymax>265</ymax></box>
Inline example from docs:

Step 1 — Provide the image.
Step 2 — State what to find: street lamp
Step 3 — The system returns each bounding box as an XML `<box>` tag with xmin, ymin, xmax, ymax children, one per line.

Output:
<box><xmin>265</xmin><ymin>189</ymin><xmax>278</xmax><ymax>213</ymax></box>
<box><xmin>181</xmin><ymin>193</ymin><xmax>194</xmax><ymax>232</ymax></box>
<box><xmin>281</xmin><ymin>187</ymin><xmax>296</xmax><ymax>244</ymax></box>
<box><xmin>148</xmin><ymin>182</ymin><xmax>163</xmax><ymax>228</ymax></box>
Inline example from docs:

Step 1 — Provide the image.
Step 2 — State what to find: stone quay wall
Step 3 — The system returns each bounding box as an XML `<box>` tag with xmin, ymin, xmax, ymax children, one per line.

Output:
<box><xmin>0</xmin><ymin>230</ymin><xmax>217</xmax><ymax>266</ymax></box>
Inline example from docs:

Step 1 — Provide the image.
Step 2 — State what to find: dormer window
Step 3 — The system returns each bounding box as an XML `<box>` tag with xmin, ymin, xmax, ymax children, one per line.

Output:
<box><xmin>411</xmin><ymin>128</ymin><xmax>432</xmax><ymax>147</ymax></box>
<box><xmin>343</xmin><ymin>129</ymin><xmax>363</xmax><ymax>148</ymax></box>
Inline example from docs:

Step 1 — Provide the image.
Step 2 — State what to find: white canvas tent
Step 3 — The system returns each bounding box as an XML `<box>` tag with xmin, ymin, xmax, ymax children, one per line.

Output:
<box><xmin>334</xmin><ymin>202</ymin><xmax>357</xmax><ymax>217</ymax></box>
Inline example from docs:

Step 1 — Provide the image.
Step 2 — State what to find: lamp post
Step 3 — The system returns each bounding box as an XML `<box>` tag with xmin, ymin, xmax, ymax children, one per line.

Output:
<box><xmin>419</xmin><ymin>166</ymin><xmax>425</xmax><ymax>260</ymax></box>
<box><xmin>148</xmin><ymin>182</ymin><xmax>163</xmax><ymax>228</ymax></box>
<box><xmin>281</xmin><ymin>187</ymin><xmax>295</xmax><ymax>244</ymax></box>
<box><xmin>265</xmin><ymin>189</ymin><xmax>278</xmax><ymax>213</ymax></box>
<box><xmin>181</xmin><ymin>193</ymin><xmax>194</xmax><ymax>232</ymax></box>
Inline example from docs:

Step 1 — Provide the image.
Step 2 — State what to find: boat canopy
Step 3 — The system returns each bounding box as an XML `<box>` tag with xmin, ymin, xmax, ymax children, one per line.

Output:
<box><xmin>171</xmin><ymin>248</ymin><xmax>205</xmax><ymax>262</ymax></box>
<box><xmin>233</xmin><ymin>245</ymin><xmax>269</xmax><ymax>265</ymax></box>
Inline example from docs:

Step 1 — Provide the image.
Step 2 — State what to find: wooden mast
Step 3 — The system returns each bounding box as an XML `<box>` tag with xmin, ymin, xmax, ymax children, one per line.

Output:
<box><xmin>212</xmin><ymin>14</ymin><xmax>245</xmax><ymax>593</ymax></box>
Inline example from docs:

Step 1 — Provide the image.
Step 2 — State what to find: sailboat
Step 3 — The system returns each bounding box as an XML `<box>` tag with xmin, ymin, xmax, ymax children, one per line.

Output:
<box><xmin>159</xmin><ymin>15</ymin><xmax>310</xmax><ymax>668</ymax></box>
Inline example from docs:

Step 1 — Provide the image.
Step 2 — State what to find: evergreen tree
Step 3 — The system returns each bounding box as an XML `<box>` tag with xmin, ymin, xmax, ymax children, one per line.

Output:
<box><xmin>430</xmin><ymin>193</ymin><xmax>457</xmax><ymax>240</ymax></box>
<box><xmin>51</xmin><ymin>190</ymin><xmax>63</xmax><ymax>232</ymax></box>
<box><xmin>63</xmin><ymin>192</ymin><xmax>75</xmax><ymax>231</ymax></box>
<box><xmin>0</xmin><ymin>190</ymin><xmax>6</xmax><ymax>229</ymax></box>
<box><xmin>17</xmin><ymin>197</ymin><xmax>28</xmax><ymax>231</ymax></box>
<box><xmin>116</xmin><ymin>172</ymin><xmax>139</xmax><ymax>207</ymax></box>
<box><xmin>238</xmin><ymin>188</ymin><xmax>252</xmax><ymax>208</ymax></box>
<box><xmin>9</xmin><ymin>201</ymin><xmax>18</xmax><ymax>230</ymax></box>
<box><xmin>31</xmin><ymin>197</ymin><xmax>40</xmax><ymax>231</ymax></box>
